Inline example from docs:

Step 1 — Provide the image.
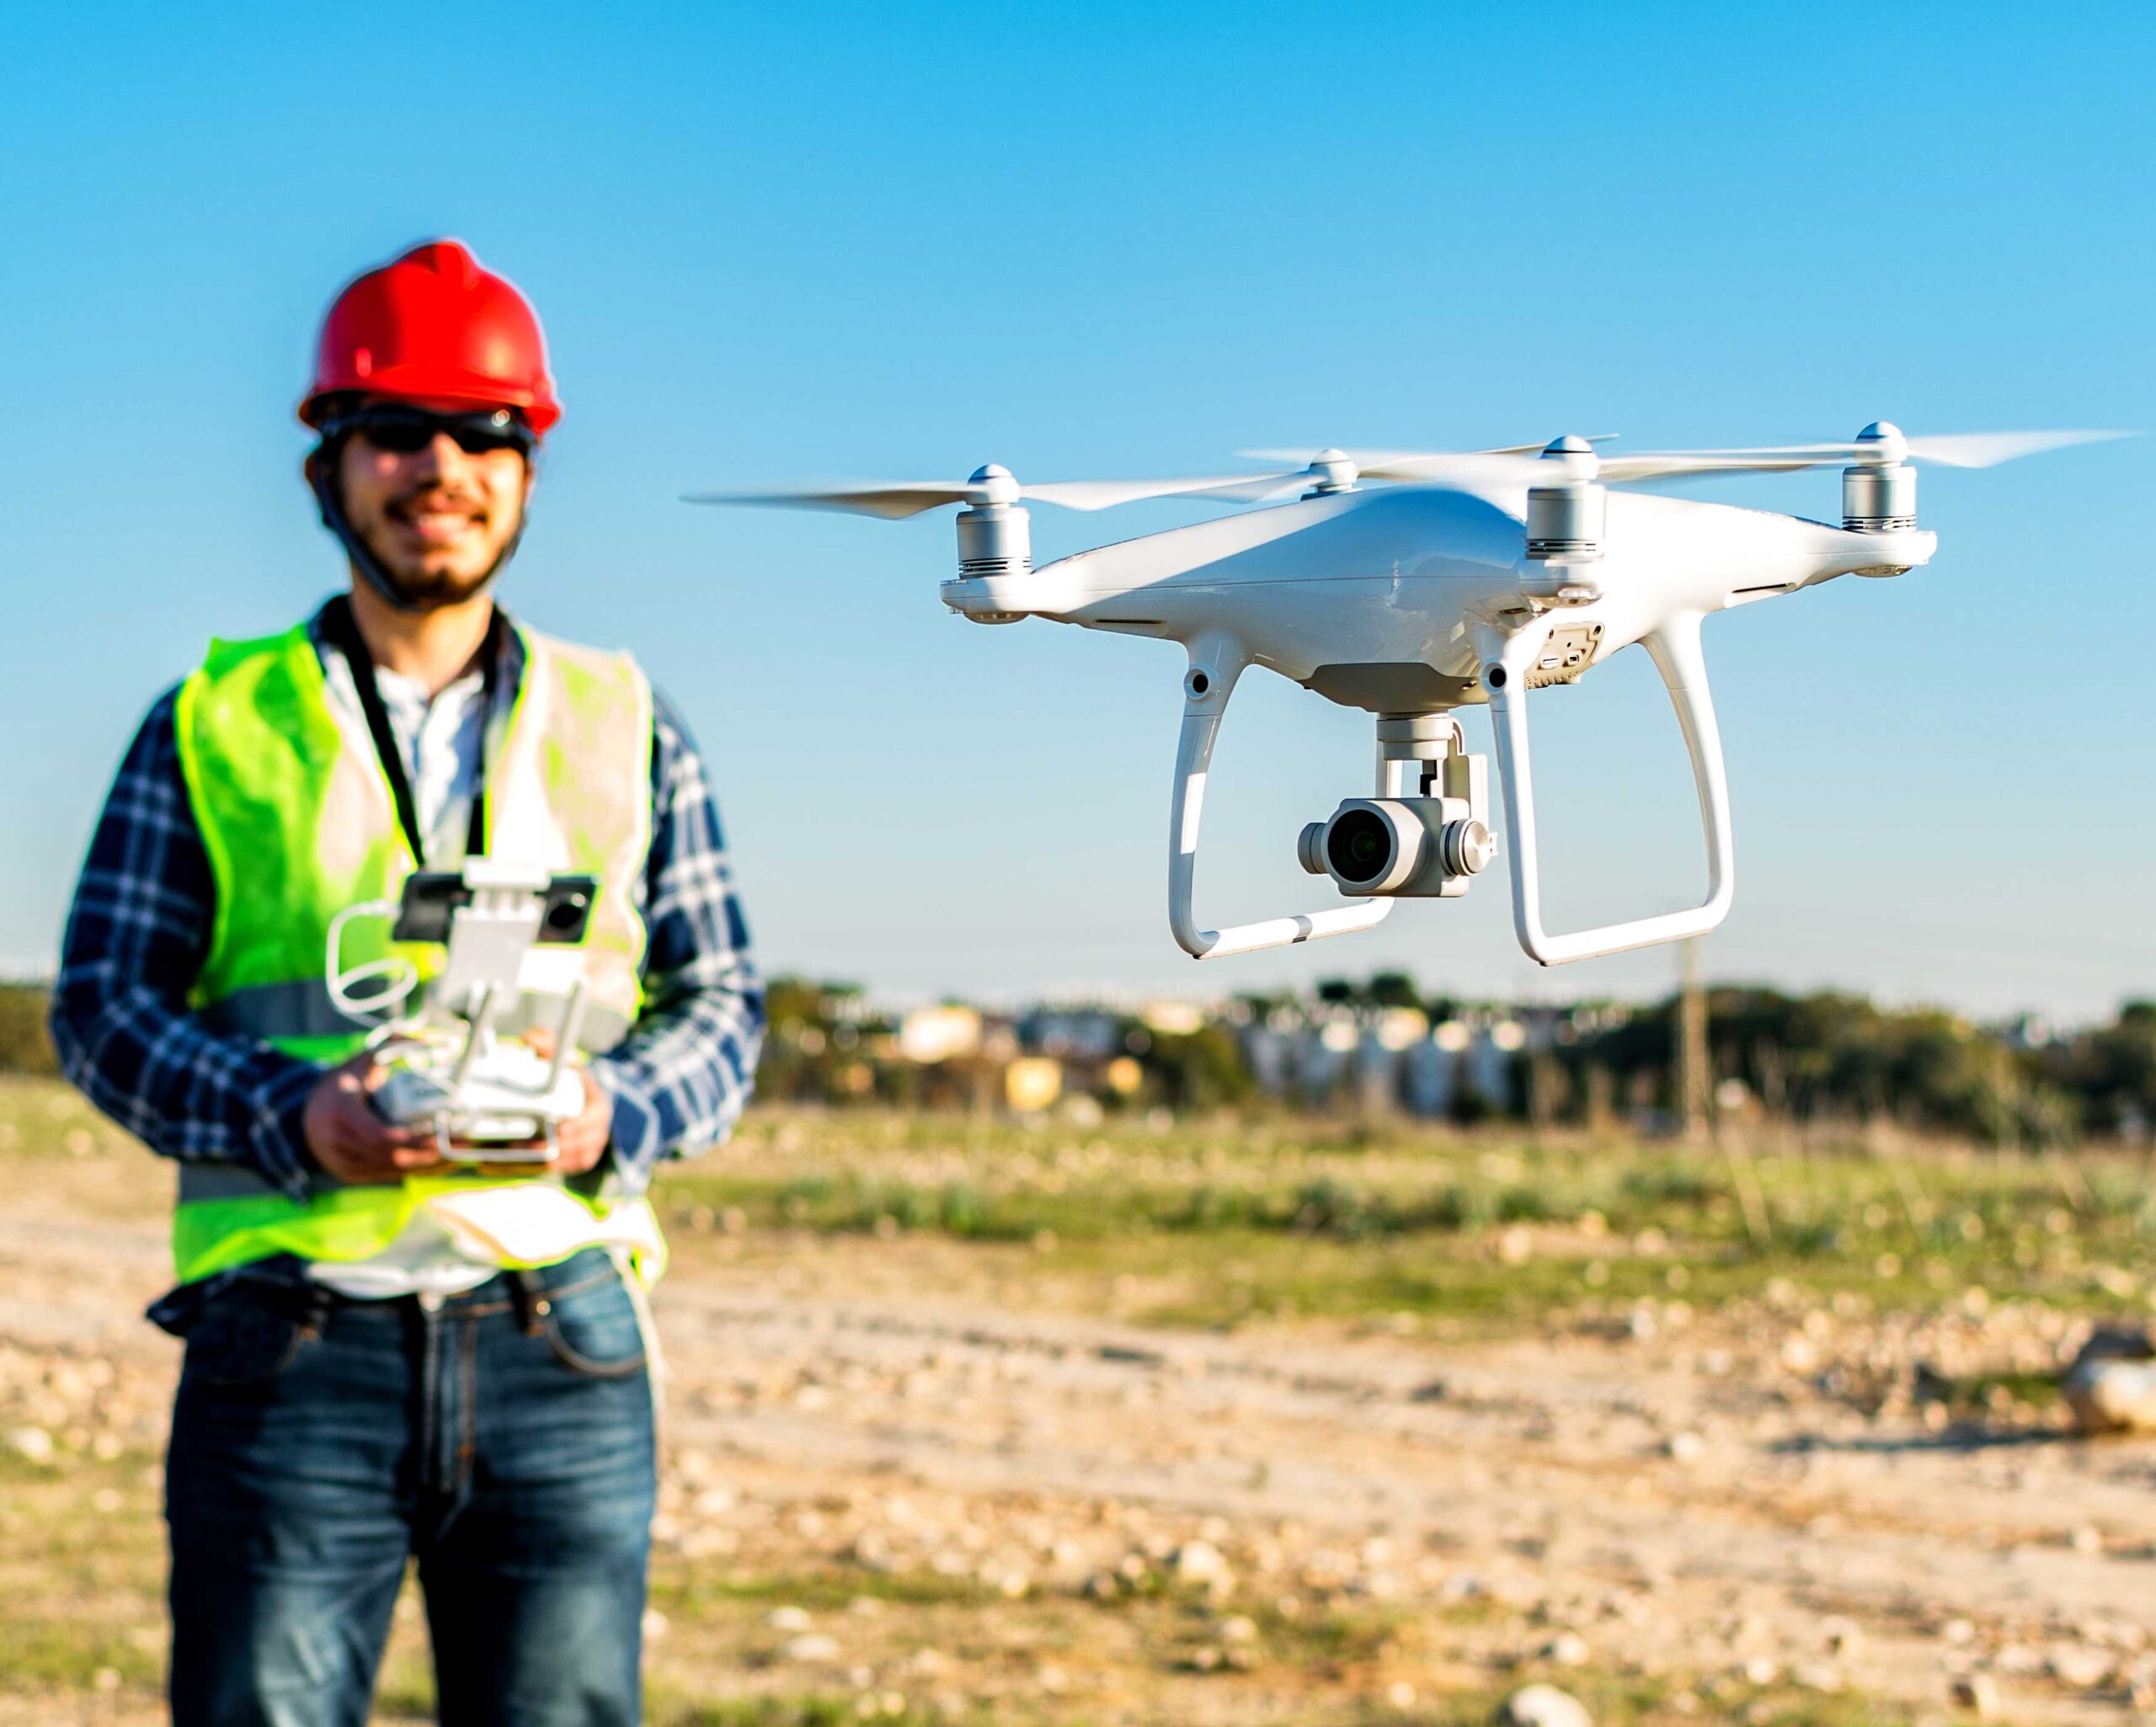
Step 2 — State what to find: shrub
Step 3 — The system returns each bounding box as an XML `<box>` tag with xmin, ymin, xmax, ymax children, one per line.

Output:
<box><xmin>0</xmin><ymin>985</ymin><xmax>58</xmax><ymax>1077</ymax></box>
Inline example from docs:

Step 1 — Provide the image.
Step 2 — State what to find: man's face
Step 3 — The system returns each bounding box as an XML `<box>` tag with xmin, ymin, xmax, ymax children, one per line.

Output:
<box><xmin>334</xmin><ymin>408</ymin><xmax>532</xmax><ymax>608</ymax></box>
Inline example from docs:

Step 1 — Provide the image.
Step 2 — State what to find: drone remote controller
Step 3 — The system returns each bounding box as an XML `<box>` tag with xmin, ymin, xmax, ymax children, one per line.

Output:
<box><xmin>327</xmin><ymin>861</ymin><xmax>597</xmax><ymax>1162</ymax></box>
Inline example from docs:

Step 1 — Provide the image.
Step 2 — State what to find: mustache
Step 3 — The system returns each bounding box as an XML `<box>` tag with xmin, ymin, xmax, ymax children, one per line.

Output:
<box><xmin>387</xmin><ymin>487</ymin><xmax>488</xmax><ymax>515</ymax></box>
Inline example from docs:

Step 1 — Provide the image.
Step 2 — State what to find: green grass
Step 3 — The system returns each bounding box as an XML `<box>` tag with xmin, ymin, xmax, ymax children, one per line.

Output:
<box><xmin>663</xmin><ymin>1111</ymin><xmax>2155</xmax><ymax>1337</ymax></box>
<box><xmin>650</xmin><ymin>1564</ymin><xmax>995</xmax><ymax>1617</ymax></box>
<box><xmin>0</xmin><ymin>1077</ymin><xmax>136</xmax><ymax>1161</ymax></box>
<box><xmin>0</xmin><ymin>1446</ymin><xmax>167</xmax><ymax>1701</ymax></box>
<box><xmin>655</xmin><ymin>1698</ymin><xmax>886</xmax><ymax>1727</ymax></box>
<box><xmin>0</xmin><ymin>1086</ymin><xmax>2102</xmax><ymax>1725</ymax></box>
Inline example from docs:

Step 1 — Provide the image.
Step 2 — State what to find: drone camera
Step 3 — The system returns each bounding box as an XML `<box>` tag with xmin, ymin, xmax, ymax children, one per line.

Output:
<box><xmin>1298</xmin><ymin>797</ymin><xmax>1494</xmax><ymax>898</ymax></box>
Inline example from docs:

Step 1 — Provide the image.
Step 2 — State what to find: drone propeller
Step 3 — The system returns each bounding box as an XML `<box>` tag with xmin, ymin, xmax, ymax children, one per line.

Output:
<box><xmin>685</xmin><ymin>462</ymin><xmax>1319</xmax><ymax>519</ymax></box>
<box><xmin>1235</xmin><ymin>439</ymin><xmax>1621</xmax><ymax>490</ymax></box>
<box><xmin>687</xmin><ymin>439</ymin><xmax>1619</xmax><ymax>521</ymax></box>
<box><xmin>1246</xmin><ymin>428</ymin><xmax>2133</xmax><ymax>491</ymax></box>
<box><xmin>1595</xmin><ymin>426</ymin><xmax>2132</xmax><ymax>482</ymax></box>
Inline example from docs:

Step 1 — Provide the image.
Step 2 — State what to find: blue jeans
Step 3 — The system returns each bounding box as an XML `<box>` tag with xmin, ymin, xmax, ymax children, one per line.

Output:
<box><xmin>165</xmin><ymin>1249</ymin><xmax>657</xmax><ymax>1727</ymax></box>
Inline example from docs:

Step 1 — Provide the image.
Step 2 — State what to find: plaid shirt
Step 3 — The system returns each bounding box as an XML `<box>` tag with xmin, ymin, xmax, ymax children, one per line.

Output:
<box><xmin>51</xmin><ymin>610</ymin><xmax>764</xmax><ymax>1262</ymax></box>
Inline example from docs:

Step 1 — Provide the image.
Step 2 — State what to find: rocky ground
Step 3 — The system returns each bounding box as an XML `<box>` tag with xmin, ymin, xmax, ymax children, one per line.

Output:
<box><xmin>3</xmin><ymin>1088</ymin><xmax>2154</xmax><ymax>1724</ymax></box>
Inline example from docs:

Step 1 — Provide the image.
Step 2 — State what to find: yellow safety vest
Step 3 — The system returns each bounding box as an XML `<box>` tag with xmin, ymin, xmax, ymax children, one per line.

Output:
<box><xmin>168</xmin><ymin>610</ymin><xmax>657</xmax><ymax>1285</ymax></box>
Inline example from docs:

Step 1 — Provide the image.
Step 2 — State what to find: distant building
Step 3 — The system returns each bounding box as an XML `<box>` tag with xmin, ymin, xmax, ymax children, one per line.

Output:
<box><xmin>1019</xmin><ymin>1006</ymin><xmax>1123</xmax><ymax>1062</ymax></box>
<box><xmin>897</xmin><ymin>1006</ymin><xmax>982</xmax><ymax>1065</ymax></box>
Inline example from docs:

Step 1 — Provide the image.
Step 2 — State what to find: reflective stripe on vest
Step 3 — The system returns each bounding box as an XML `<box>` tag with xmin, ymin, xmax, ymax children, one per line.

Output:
<box><xmin>169</xmin><ymin>612</ymin><xmax>658</xmax><ymax>1285</ymax></box>
<box><xmin>200</xmin><ymin>977</ymin><xmax>633</xmax><ymax>1053</ymax></box>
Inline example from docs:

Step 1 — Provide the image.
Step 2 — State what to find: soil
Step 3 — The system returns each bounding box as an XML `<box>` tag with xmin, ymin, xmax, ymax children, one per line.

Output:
<box><xmin>4</xmin><ymin>1143</ymin><xmax>2154</xmax><ymax>1724</ymax></box>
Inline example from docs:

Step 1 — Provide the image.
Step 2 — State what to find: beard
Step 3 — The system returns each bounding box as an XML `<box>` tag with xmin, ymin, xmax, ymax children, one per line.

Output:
<box><xmin>364</xmin><ymin>555</ymin><xmax>501</xmax><ymax>611</ymax></box>
<box><xmin>350</xmin><ymin>489</ymin><xmax>524</xmax><ymax>610</ymax></box>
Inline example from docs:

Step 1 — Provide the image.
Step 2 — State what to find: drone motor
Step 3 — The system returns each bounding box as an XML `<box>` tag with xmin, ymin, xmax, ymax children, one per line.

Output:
<box><xmin>1842</xmin><ymin>420</ymin><xmax>1917</xmax><ymax>532</ymax></box>
<box><xmin>1297</xmin><ymin>448</ymin><xmax>1360</xmax><ymax>499</ymax></box>
<box><xmin>953</xmin><ymin>463</ymin><xmax>1033</xmax><ymax>579</ymax></box>
<box><xmin>1524</xmin><ymin>434</ymin><xmax>1607</xmax><ymax>562</ymax></box>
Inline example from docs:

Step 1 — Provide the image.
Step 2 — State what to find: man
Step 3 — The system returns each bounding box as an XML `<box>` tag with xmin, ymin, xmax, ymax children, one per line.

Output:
<box><xmin>51</xmin><ymin>238</ymin><xmax>764</xmax><ymax>1727</ymax></box>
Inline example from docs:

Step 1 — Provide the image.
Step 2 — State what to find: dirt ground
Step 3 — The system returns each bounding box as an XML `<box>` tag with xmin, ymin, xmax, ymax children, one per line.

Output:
<box><xmin>4</xmin><ymin>1107</ymin><xmax>2155</xmax><ymax>1725</ymax></box>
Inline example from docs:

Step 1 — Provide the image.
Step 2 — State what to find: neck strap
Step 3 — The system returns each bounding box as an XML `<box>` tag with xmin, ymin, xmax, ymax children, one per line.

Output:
<box><xmin>318</xmin><ymin>595</ymin><xmax>504</xmax><ymax>868</ymax></box>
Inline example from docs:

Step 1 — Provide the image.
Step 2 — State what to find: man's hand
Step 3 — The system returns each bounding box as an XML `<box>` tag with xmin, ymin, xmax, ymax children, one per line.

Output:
<box><xmin>522</xmin><ymin>1029</ymin><xmax>613</xmax><ymax>1176</ymax></box>
<box><xmin>303</xmin><ymin>1054</ymin><xmax>446</xmax><ymax>1184</ymax></box>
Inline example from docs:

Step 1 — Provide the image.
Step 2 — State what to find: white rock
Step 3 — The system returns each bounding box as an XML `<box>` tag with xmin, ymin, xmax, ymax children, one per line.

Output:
<box><xmin>1172</xmin><ymin>1539</ymin><xmax>1230</xmax><ymax>1584</ymax></box>
<box><xmin>2063</xmin><ymin>1343</ymin><xmax>2156</xmax><ymax>1434</ymax></box>
<box><xmin>641</xmin><ymin>1609</ymin><xmax>670</xmax><ymax>1643</ymax></box>
<box><xmin>782</xmin><ymin>1633</ymin><xmax>841</xmax><ymax>1662</ymax></box>
<box><xmin>1665</xmin><ymin>1432</ymin><xmax>1705</xmax><ymax>1464</ymax></box>
<box><xmin>8</xmin><ymin>1426</ymin><xmax>55</xmax><ymax>1464</ymax></box>
<box><xmin>767</xmin><ymin>1606</ymin><xmax>814</xmax><ymax>1632</ymax></box>
<box><xmin>1542</xmin><ymin>1632</ymin><xmax>1590</xmax><ymax>1666</ymax></box>
<box><xmin>1502</xmin><ymin>1683</ymin><xmax>1593</xmax><ymax>1727</ymax></box>
<box><xmin>1951</xmin><ymin>1672</ymin><xmax>1999</xmax><ymax>1717</ymax></box>
<box><xmin>2050</xmin><ymin>1645</ymin><xmax>2114</xmax><ymax>1687</ymax></box>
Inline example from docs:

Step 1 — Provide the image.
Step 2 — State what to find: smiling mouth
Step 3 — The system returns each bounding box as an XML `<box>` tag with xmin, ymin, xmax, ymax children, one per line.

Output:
<box><xmin>388</xmin><ymin>496</ymin><xmax>487</xmax><ymax>543</ymax></box>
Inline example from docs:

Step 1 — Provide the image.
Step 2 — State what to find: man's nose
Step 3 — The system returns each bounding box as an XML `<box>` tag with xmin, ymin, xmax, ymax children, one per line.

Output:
<box><xmin>412</xmin><ymin>431</ymin><xmax>475</xmax><ymax>481</ymax></box>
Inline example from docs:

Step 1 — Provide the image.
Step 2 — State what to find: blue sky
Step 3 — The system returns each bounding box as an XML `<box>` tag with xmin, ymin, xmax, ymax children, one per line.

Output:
<box><xmin>2</xmin><ymin>4</ymin><xmax>2150</xmax><ymax>1019</ymax></box>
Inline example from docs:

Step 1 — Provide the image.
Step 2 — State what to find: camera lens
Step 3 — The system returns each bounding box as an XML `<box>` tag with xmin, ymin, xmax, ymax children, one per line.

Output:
<box><xmin>1326</xmin><ymin>808</ymin><xmax>1395</xmax><ymax>884</ymax></box>
<box><xmin>544</xmin><ymin>893</ymin><xmax>589</xmax><ymax>934</ymax></box>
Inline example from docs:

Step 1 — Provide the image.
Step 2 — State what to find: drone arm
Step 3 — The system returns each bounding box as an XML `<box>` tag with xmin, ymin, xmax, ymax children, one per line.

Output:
<box><xmin>1167</xmin><ymin>637</ymin><xmax>1396</xmax><ymax>959</ymax></box>
<box><xmin>1482</xmin><ymin>610</ymin><xmax>1735</xmax><ymax>967</ymax></box>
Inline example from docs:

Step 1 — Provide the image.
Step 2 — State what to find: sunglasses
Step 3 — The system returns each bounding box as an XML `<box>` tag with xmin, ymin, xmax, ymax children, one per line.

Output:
<box><xmin>329</xmin><ymin>406</ymin><xmax>536</xmax><ymax>458</ymax></box>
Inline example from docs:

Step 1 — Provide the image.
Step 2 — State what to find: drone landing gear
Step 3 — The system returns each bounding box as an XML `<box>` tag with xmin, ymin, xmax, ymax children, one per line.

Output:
<box><xmin>1477</xmin><ymin>610</ymin><xmax>1735</xmax><ymax>967</ymax></box>
<box><xmin>1166</xmin><ymin>636</ymin><xmax>1396</xmax><ymax>960</ymax></box>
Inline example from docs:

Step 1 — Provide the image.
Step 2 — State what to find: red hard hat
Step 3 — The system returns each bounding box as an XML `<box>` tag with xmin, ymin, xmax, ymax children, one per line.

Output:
<box><xmin>299</xmin><ymin>239</ymin><xmax>562</xmax><ymax>435</ymax></box>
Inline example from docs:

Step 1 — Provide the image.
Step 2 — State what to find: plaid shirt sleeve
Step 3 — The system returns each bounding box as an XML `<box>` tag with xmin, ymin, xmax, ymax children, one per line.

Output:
<box><xmin>587</xmin><ymin>685</ymin><xmax>766</xmax><ymax>1194</ymax></box>
<box><xmin>52</xmin><ymin>679</ymin><xmax>762</xmax><ymax>1203</ymax></box>
<box><xmin>48</xmin><ymin>688</ymin><xmax>323</xmax><ymax>1202</ymax></box>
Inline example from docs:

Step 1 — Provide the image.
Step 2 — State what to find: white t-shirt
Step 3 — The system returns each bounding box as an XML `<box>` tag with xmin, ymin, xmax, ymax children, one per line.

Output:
<box><xmin>310</xmin><ymin>638</ymin><xmax>508</xmax><ymax>1300</ymax></box>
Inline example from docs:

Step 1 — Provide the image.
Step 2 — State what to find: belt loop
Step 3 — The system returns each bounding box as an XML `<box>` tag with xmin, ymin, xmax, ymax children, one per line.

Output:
<box><xmin>510</xmin><ymin>1269</ymin><xmax>551</xmax><ymax>1336</ymax></box>
<box><xmin>291</xmin><ymin>1286</ymin><xmax>335</xmax><ymax>1342</ymax></box>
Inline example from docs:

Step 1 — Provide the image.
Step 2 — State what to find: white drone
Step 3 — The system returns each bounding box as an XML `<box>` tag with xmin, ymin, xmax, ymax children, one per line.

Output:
<box><xmin>693</xmin><ymin>424</ymin><xmax>2123</xmax><ymax>966</ymax></box>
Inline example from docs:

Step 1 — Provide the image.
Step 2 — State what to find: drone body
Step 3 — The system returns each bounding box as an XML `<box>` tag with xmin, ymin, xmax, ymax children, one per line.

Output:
<box><xmin>696</xmin><ymin>427</ymin><xmax>2111</xmax><ymax>966</ymax></box>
